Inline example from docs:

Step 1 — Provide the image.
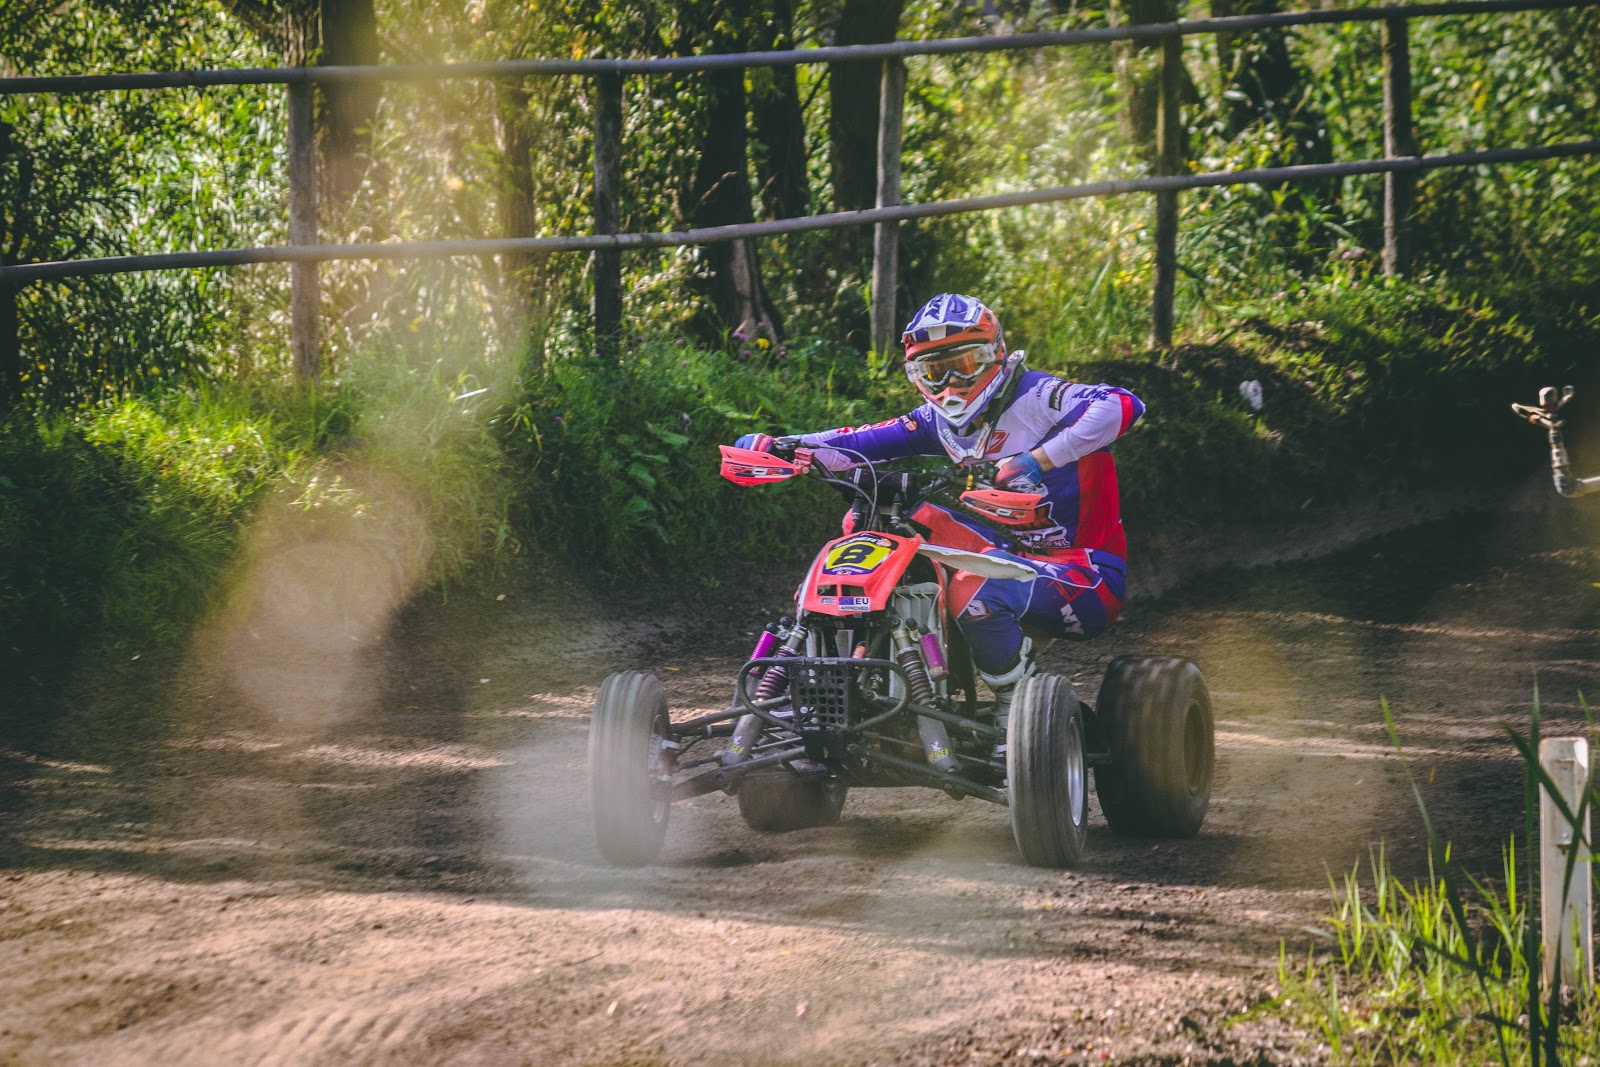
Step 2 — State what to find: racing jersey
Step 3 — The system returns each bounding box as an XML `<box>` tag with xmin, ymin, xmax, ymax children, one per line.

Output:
<box><xmin>797</xmin><ymin>370</ymin><xmax>1145</xmax><ymax>556</ymax></box>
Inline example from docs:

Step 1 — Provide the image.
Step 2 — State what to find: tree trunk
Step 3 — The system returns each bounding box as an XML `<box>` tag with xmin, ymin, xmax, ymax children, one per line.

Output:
<box><xmin>688</xmin><ymin>63</ymin><xmax>779</xmax><ymax>342</ymax></box>
<box><xmin>221</xmin><ymin>1</ymin><xmax>376</xmax><ymax>219</ymax></box>
<box><xmin>0</xmin><ymin>281</ymin><xmax>19</xmax><ymax>413</ymax></box>
<box><xmin>749</xmin><ymin>0</ymin><xmax>808</xmax><ymax>220</ymax></box>
<box><xmin>495</xmin><ymin>78</ymin><xmax>540</xmax><ymax>338</ymax></box>
<box><xmin>0</xmin><ymin>120</ymin><xmax>30</xmax><ymax>411</ymax></box>
<box><xmin>827</xmin><ymin>0</ymin><xmax>903</xmax><ymax>213</ymax></box>
<box><xmin>275</xmin><ymin>0</ymin><xmax>321</xmax><ymax>65</ymax></box>
<box><xmin>1111</xmin><ymin>0</ymin><xmax>1178</xmax><ymax>162</ymax></box>
<box><xmin>1212</xmin><ymin>0</ymin><xmax>1298</xmax><ymax>137</ymax></box>
<box><xmin>1210</xmin><ymin>0</ymin><xmax>1333</xmax><ymax>210</ymax></box>
<box><xmin>318</xmin><ymin>0</ymin><xmax>379</xmax><ymax>219</ymax></box>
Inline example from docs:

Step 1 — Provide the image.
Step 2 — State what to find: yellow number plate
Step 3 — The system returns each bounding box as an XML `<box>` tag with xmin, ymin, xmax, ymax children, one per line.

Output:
<box><xmin>823</xmin><ymin>534</ymin><xmax>893</xmax><ymax>576</ymax></box>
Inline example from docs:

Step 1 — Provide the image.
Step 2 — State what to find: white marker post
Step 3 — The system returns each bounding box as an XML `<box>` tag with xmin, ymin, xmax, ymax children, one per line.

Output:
<box><xmin>1540</xmin><ymin>736</ymin><xmax>1592</xmax><ymax>994</ymax></box>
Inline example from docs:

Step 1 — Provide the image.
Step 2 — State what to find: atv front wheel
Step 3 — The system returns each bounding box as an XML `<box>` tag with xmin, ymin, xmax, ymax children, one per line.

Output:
<box><xmin>1094</xmin><ymin>656</ymin><xmax>1214</xmax><ymax>838</ymax></box>
<box><xmin>736</xmin><ymin>773</ymin><xmax>848</xmax><ymax>832</ymax></box>
<box><xmin>588</xmin><ymin>671</ymin><xmax>673</xmax><ymax>866</ymax></box>
<box><xmin>1007</xmin><ymin>673</ymin><xmax>1090</xmax><ymax>868</ymax></box>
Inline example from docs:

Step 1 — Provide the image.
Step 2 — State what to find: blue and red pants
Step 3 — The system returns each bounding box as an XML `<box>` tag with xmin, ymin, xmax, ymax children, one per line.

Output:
<box><xmin>910</xmin><ymin>502</ymin><xmax>1126</xmax><ymax>675</ymax></box>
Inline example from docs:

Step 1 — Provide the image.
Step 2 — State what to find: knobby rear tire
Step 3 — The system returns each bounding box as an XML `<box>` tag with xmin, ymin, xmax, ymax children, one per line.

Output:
<box><xmin>737</xmin><ymin>774</ymin><xmax>849</xmax><ymax>832</ymax></box>
<box><xmin>1094</xmin><ymin>656</ymin><xmax>1214</xmax><ymax>838</ymax></box>
<box><xmin>1007</xmin><ymin>673</ymin><xmax>1090</xmax><ymax>868</ymax></box>
<box><xmin>588</xmin><ymin>671</ymin><xmax>672</xmax><ymax>866</ymax></box>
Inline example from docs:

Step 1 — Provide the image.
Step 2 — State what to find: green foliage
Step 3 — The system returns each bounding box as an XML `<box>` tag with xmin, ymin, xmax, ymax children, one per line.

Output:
<box><xmin>1035</xmin><ymin>277</ymin><xmax>1595</xmax><ymax>533</ymax></box>
<box><xmin>503</xmin><ymin>336</ymin><xmax>893</xmax><ymax>575</ymax></box>
<box><xmin>2</xmin><ymin>3</ymin><xmax>282</xmax><ymax>404</ymax></box>
<box><xmin>8</xmin><ymin>266</ymin><xmax>1587</xmax><ymax>676</ymax></box>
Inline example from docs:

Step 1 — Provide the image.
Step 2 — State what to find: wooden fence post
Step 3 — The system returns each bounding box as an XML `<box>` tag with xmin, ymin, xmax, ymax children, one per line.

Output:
<box><xmin>591</xmin><ymin>72</ymin><xmax>623</xmax><ymax>361</ymax></box>
<box><xmin>1382</xmin><ymin>16</ymin><xmax>1416</xmax><ymax>278</ymax></box>
<box><xmin>871</xmin><ymin>57</ymin><xmax>906</xmax><ymax>360</ymax></box>
<box><xmin>1539</xmin><ymin>736</ymin><xmax>1593</xmax><ymax>995</ymax></box>
<box><xmin>1149</xmin><ymin>33</ymin><xmax>1183</xmax><ymax>351</ymax></box>
<box><xmin>287</xmin><ymin>78</ymin><xmax>320</xmax><ymax>382</ymax></box>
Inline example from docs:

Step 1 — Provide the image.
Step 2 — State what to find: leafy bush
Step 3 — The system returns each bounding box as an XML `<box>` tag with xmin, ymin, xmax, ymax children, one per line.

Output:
<box><xmin>503</xmin><ymin>336</ymin><xmax>895</xmax><ymax>577</ymax></box>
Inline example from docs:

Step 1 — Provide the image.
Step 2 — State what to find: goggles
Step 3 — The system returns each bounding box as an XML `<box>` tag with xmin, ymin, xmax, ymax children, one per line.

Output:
<box><xmin>904</xmin><ymin>342</ymin><xmax>1000</xmax><ymax>389</ymax></box>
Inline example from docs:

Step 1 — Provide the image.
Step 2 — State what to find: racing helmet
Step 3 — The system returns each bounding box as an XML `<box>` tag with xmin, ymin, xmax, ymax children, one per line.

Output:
<box><xmin>901</xmin><ymin>293</ymin><xmax>1021</xmax><ymax>433</ymax></box>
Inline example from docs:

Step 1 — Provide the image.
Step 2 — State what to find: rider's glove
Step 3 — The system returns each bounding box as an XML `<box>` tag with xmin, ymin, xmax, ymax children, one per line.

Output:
<box><xmin>734</xmin><ymin>432</ymin><xmax>775</xmax><ymax>453</ymax></box>
<box><xmin>995</xmin><ymin>450</ymin><xmax>1046</xmax><ymax>493</ymax></box>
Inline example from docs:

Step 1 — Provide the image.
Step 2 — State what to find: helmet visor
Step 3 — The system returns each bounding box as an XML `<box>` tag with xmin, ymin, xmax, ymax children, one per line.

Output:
<box><xmin>905</xmin><ymin>342</ymin><xmax>999</xmax><ymax>390</ymax></box>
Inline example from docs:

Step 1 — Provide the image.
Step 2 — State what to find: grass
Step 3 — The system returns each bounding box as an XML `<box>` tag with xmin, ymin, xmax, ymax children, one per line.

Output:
<box><xmin>0</xmin><ymin>384</ymin><xmax>325</xmax><ymax>676</ymax></box>
<box><xmin>1267</xmin><ymin>691</ymin><xmax>1600</xmax><ymax>1064</ymax></box>
<box><xmin>0</xmin><ymin>344</ymin><xmax>520</xmax><ymax>684</ymax></box>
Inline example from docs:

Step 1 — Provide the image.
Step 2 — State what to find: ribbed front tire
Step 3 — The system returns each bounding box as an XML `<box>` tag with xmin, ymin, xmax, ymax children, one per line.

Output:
<box><xmin>588</xmin><ymin>671</ymin><xmax>672</xmax><ymax>866</ymax></box>
<box><xmin>1007</xmin><ymin>673</ymin><xmax>1090</xmax><ymax>868</ymax></box>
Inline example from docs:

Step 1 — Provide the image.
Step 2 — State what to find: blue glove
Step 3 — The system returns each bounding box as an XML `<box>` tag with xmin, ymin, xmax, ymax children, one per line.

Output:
<box><xmin>734</xmin><ymin>432</ymin><xmax>775</xmax><ymax>452</ymax></box>
<box><xmin>995</xmin><ymin>450</ymin><xmax>1046</xmax><ymax>492</ymax></box>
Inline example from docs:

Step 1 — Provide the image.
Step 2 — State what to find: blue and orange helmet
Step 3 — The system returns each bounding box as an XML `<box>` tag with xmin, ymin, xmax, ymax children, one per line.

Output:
<box><xmin>902</xmin><ymin>294</ymin><xmax>1020</xmax><ymax>432</ymax></box>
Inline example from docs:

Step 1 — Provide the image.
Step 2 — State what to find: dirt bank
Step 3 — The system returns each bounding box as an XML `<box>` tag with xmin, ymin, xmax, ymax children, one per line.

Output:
<box><xmin>3</xmin><ymin>492</ymin><xmax>1599</xmax><ymax>1065</ymax></box>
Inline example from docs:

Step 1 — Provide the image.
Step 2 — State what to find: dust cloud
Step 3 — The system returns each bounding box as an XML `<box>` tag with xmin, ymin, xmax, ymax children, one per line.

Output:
<box><xmin>198</xmin><ymin>463</ymin><xmax>434</xmax><ymax>732</ymax></box>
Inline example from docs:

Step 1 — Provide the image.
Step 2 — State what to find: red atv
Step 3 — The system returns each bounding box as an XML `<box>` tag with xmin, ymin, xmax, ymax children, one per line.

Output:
<box><xmin>588</xmin><ymin>444</ymin><xmax>1214</xmax><ymax>868</ymax></box>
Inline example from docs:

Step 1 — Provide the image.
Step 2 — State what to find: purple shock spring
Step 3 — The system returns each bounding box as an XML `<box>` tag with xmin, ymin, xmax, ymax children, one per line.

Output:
<box><xmin>753</xmin><ymin>643</ymin><xmax>798</xmax><ymax>702</ymax></box>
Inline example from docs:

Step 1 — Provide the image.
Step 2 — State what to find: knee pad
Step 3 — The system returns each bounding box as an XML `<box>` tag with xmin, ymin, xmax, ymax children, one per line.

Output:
<box><xmin>977</xmin><ymin>636</ymin><xmax>1035</xmax><ymax>688</ymax></box>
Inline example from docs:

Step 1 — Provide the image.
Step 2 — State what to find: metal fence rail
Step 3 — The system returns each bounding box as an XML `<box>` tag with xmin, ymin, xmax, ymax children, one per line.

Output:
<box><xmin>7</xmin><ymin>141</ymin><xmax>1598</xmax><ymax>282</ymax></box>
<box><xmin>0</xmin><ymin>0</ymin><xmax>1579</xmax><ymax>89</ymax></box>
<box><xmin>2</xmin><ymin>0</ymin><xmax>1597</xmax><ymax>377</ymax></box>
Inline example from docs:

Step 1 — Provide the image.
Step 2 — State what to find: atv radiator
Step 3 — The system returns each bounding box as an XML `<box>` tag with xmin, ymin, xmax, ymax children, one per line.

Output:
<box><xmin>790</xmin><ymin>661</ymin><xmax>857</xmax><ymax>730</ymax></box>
<box><xmin>735</xmin><ymin>656</ymin><xmax>909</xmax><ymax>735</ymax></box>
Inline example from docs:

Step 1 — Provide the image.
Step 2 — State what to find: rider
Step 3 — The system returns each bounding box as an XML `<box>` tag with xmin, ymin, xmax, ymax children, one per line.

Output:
<box><xmin>734</xmin><ymin>293</ymin><xmax>1145</xmax><ymax>735</ymax></box>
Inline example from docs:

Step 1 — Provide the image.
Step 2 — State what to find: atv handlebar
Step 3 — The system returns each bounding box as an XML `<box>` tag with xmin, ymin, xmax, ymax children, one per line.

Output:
<box><xmin>720</xmin><ymin>442</ymin><xmax>1030</xmax><ymax>543</ymax></box>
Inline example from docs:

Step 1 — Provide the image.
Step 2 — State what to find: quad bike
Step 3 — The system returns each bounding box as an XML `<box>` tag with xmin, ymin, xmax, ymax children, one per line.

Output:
<box><xmin>1512</xmin><ymin>385</ymin><xmax>1600</xmax><ymax>498</ymax></box>
<box><xmin>587</xmin><ymin>443</ymin><xmax>1215</xmax><ymax>868</ymax></box>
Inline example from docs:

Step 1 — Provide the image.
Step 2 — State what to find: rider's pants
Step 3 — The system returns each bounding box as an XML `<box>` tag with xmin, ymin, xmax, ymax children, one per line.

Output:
<box><xmin>909</xmin><ymin>502</ymin><xmax>1127</xmax><ymax>675</ymax></box>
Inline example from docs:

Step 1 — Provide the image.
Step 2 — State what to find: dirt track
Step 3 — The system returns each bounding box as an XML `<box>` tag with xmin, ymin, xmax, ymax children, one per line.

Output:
<box><xmin>4</xmin><ymin>491</ymin><xmax>1600</xmax><ymax>1065</ymax></box>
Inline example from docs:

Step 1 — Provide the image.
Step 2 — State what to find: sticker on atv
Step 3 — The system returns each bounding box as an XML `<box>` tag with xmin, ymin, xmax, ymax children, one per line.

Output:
<box><xmin>823</xmin><ymin>534</ymin><xmax>895</xmax><ymax>576</ymax></box>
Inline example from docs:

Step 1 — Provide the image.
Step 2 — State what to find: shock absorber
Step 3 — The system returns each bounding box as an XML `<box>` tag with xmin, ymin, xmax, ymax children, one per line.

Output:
<box><xmin>893</xmin><ymin>622</ymin><xmax>935</xmax><ymax>705</ymax></box>
<box><xmin>753</xmin><ymin>622</ymin><xmax>803</xmax><ymax>703</ymax></box>
<box><xmin>894</xmin><ymin>622</ymin><xmax>958</xmax><ymax>773</ymax></box>
<box><xmin>721</xmin><ymin>620</ymin><xmax>804</xmax><ymax>766</ymax></box>
<box><xmin>920</xmin><ymin>629</ymin><xmax>949</xmax><ymax>683</ymax></box>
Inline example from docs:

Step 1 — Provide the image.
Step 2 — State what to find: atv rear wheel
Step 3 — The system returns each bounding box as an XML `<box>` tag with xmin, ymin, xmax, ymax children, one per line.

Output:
<box><xmin>1007</xmin><ymin>673</ymin><xmax>1090</xmax><ymax>868</ymax></box>
<box><xmin>588</xmin><ymin>671</ymin><xmax>673</xmax><ymax>866</ymax></box>
<box><xmin>736</xmin><ymin>774</ymin><xmax>848</xmax><ymax>832</ymax></box>
<box><xmin>1094</xmin><ymin>656</ymin><xmax>1214</xmax><ymax>838</ymax></box>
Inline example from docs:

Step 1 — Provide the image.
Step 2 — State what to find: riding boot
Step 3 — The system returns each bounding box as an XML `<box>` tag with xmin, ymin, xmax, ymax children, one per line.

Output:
<box><xmin>977</xmin><ymin>636</ymin><xmax>1034</xmax><ymax>762</ymax></box>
